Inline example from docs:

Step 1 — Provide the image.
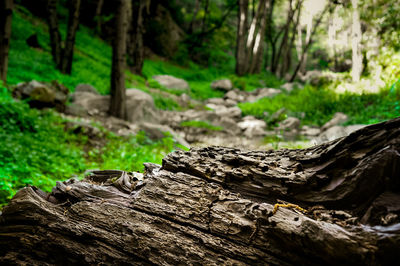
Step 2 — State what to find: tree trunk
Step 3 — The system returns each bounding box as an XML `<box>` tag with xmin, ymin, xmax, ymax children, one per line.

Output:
<box><xmin>0</xmin><ymin>0</ymin><xmax>13</xmax><ymax>83</ymax></box>
<box><xmin>351</xmin><ymin>0</ymin><xmax>362</xmax><ymax>82</ymax></box>
<box><xmin>95</xmin><ymin>0</ymin><xmax>104</xmax><ymax>34</ymax></box>
<box><xmin>60</xmin><ymin>0</ymin><xmax>81</xmax><ymax>74</ymax></box>
<box><xmin>109</xmin><ymin>0</ymin><xmax>129</xmax><ymax>119</ymax></box>
<box><xmin>290</xmin><ymin>3</ymin><xmax>329</xmax><ymax>82</ymax></box>
<box><xmin>1</xmin><ymin>117</ymin><xmax>400</xmax><ymax>265</ymax></box>
<box><xmin>127</xmin><ymin>0</ymin><xmax>146</xmax><ymax>76</ymax></box>
<box><xmin>188</xmin><ymin>0</ymin><xmax>200</xmax><ymax>34</ymax></box>
<box><xmin>47</xmin><ymin>0</ymin><xmax>62</xmax><ymax>67</ymax></box>
<box><xmin>235</xmin><ymin>0</ymin><xmax>249</xmax><ymax>76</ymax></box>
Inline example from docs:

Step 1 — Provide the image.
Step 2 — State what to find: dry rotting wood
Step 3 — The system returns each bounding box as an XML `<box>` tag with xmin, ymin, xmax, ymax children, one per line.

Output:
<box><xmin>1</xmin><ymin>118</ymin><xmax>400</xmax><ymax>265</ymax></box>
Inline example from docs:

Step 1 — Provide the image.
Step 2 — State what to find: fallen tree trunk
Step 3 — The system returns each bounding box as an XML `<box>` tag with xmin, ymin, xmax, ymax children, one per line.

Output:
<box><xmin>1</xmin><ymin>117</ymin><xmax>400</xmax><ymax>265</ymax></box>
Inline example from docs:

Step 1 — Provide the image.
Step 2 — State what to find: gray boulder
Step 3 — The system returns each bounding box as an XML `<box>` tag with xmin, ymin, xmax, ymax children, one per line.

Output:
<box><xmin>69</xmin><ymin>88</ymin><xmax>160</xmax><ymax>124</ymax></box>
<box><xmin>211</xmin><ymin>79</ymin><xmax>233</xmax><ymax>92</ymax></box>
<box><xmin>152</xmin><ymin>75</ymin><xmax>189</xmax><ymax>91</ymax></box>
<box><xmin>238</xmin><ymin>116</ymin><xmax>267</xmax><ymax>138</ymax></box>
<box><xmin>13</xmin><ymin>80</ymin><xmax>69</xmax><ymax>112</ymax></box>
<box><xmin>321</xmin><ymin>112</ymin><xmax>348</xmax><ymax>131</ymax></box>
<box><xmin>74</xmin><ymin>84</ymin><xmax>99</xmax><ymax>95</ymax></box>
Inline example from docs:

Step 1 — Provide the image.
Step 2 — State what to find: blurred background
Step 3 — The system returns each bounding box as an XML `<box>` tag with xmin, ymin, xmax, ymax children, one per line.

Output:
<box><xmin>0</xmin><ymin>0</ymin><xmax>399</xmax><ymax>206</ymax></box>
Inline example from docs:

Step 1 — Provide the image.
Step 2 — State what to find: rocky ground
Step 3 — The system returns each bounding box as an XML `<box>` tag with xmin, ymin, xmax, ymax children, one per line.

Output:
<box><xmin>12</xmin><ymin>76</ymin><xmax>366</xmax><ymax>151</ymax></box>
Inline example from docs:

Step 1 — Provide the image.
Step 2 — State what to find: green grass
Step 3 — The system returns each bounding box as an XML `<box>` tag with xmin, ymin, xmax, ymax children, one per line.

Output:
<box><xmin>8</xmin><ymin>8</ymin><xmax>111</xmax><ymax>94</ymax></box>
<box><xmin>239</xmin><ymin>84</ymin><xmax>400</xmax><ymax>126</ymax></box>
<box><xmin>180</xmin><ymin>120</ymin><xmax>223</xmax><ymax>131</ymax></box>
<box><xmin>0</xmin><ymin>83</ymin><xmax>178</xmax><ymax>206</ymax></box>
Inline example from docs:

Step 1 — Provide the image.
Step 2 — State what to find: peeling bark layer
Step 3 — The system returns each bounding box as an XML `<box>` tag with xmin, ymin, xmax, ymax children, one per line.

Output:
<box><xmin>1</xmin><ymin>118</ymin><xmax>400</xmax><ymax>265</ymax></box>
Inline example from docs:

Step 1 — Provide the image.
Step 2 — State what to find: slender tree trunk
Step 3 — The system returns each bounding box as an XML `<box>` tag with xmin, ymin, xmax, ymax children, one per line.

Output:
<box><xmin>47</xmin><ymin>0</ymin><xmax>62</xmax><ymax>67</ymax></box>
<box><xmin>188</xmin><ymin>0</ymin><xmax>200</xmax><ymax>34</ymax></box>
<box><xmin>282</xmin><ymin>1</ymin><xmax>302</xmax><ymax>78</ymax></box>
<box><xmin>127</xmin><ymin>0</ymin><xmax>146</xmax><ymax>75</ymax></box>
<box><xmin>351</xmin><ymin>0</ymin><xmax>362</xmax><ymax>82</ymax></box>
<box><xmin>95</xmin><ymin>0</ymin><xmax>104</xmax><ymax>34</ymax></box>
<box><xmin>290</xmin><ymin>4</ymin><xmax>329</xmax><ymax>82</ymax></box>
<box><xmin>248</xmin><ymin>0</ymin><xmax>269</xmax><ymax>74</ymax></box>
<box><xmin>0</xmin><ymin>0</ymin><xmax>13</xmax><ymax>83</ymax></box>
<box><xmin>60</xmin><ymin>0</ymin><xmax>80</xmax><ymax>74</ymax></box>
<box><xmin>109</xmin><ymin>0</ymin><xmax>129</xmax><ymax>119</ymax></box>
<box><xmin>299</xmin><ymin>12</ymin><xmax>313</xmax><ymax>75</ymax></box>
<box><xmin>201</xmin><ymin>0</ymin><xmax>209</xmax><ymax>35</ymax></box>
<box><xmin>235</xmin><ymin>0</ymin><xmax>249</xmax><ymax>76</ymax></box>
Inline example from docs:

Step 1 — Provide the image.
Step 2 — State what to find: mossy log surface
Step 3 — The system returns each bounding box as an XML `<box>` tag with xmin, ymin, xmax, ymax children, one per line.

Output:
<box><xmin>1</xmin><ymin>118</ymin><xmax>400</xmax><ymax>265</ymax></box>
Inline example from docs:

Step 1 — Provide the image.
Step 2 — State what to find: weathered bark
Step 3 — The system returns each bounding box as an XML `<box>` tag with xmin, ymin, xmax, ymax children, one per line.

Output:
<box><xmin>0</xmin><ymin>0</ymin><xmax>13</xmax><ymax>83</ymax></box>
<box><xmin>1</xmin><ymin>118</ymin><xmax>400</xmax><ymax>265</ymax></box>
<box><xmin>60</xmin><ymin>0</ymin><xmax>81</xmax><ymax>74</ymax></box>
<box><xmin>351</xmin><ymin>0</ymin><xmax>362</xmax><ymax>82</ymax></box>
<box><xmin>46</xmin><ymin>0</ymin><xmax>81</xmax><ymax>74</ymax></box>
<box><xmin>109</xmin><ymin>0</ymin><xmax>129</xmax><ymax>119</ymax></box>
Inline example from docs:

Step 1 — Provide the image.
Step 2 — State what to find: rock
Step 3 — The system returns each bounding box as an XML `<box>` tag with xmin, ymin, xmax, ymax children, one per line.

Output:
<box><xmin>225</xmin><ymin>89</ymin><xmax>245</xmax><ymax>102</ymax></box>
<box><xmin>152</xmin><ymin>75</ymin><xmax>189</xmax><ymax>91</ymax></box>
<box><xmin>144</xmin><ymin>4</ymin><xmax>185</xmax><ymax>57</ymax></box>
<box><xmin>207</xmin><ymin>98</ymin><xmax>226</xmax><ymax>106</ymax></box>
<box><xmin>301</xmin><ymin>125</ymin><xmax>321</xmax><ymax>137</ymax></box>
<box><xmin>126</xmin><ymin>89</ymin><xmax>159</xmax><ymax>123</ymax></box>
<box><xmin>224</xmin><ymin>99</ymin><xmax>237</xmax><ymax>107</ymax></box>
<box><xmin>70</xmin><ymin>88</ymin><xmax>159</xmax><ymax>124</ymax></box>
<box><xmin>250</xmin><ymin>88</ymin><xmax>281</xmax><ymax>102</ymax></box>
<box><xmin>237</xmin><ymin>117</ymin><xmax>267</xmax><ymax>138</ymax></box>
<box><xmin>317</xmin><ymin>125</ymin><xmax>347</xmax><ymax>143</ymax></box>
<box><xmin>13</xmin><ymin>80</ymin><xmax>69</xmax><ymax>112</ymax></box>
<box><xmin>278</xmin><ymin>117</ymin><xmax>300</xmax><ymax>131</ymax></box>
<box><xmin>281</xmin><ymin>82</ymin><xmax>301</xmax><ymax>92</ymax></box>
<box><xmin>316</xmin><ymin>124</ymin><xmax>365</xmax><ymax>144</ymax></box>
<box><xmin>215</xmin><ymin>106</ymin><xmax>242</xmax><ymax>120</ymax></box>
<box><xmin>211</xmin><ymin>79</ymin><xmax>233</xmax><ymax>92</ymax></box>
<box><xmin>218</xmin><ymin>117</ymin><xmax>241</xmax><ymax>135</ymax></box>
<box><xmin>276</xmin><ymin>117</ymin><xmax>301</xmax><ymax>140</ymax></box>
<box><xmin>344</xmin><ymin>124</ymin><xmax>366</xmax><ymax>135</ymax></box>
<box><xmin>321</xmin><ymin>112</ymin><xmax>348</xmax><ymax>131</ymax></box>
<box><xmin>74</xmin><ymin>84</ymin><xmax>99</xmax><ymax>95</ymax></box>
<box><xmin>139</xmin><ymin>122</ymin><xmax>189</xmax><ymax>148</ymax></box>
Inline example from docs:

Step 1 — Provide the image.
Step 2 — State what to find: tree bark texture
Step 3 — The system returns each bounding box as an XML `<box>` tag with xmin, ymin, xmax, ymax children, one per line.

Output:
<box><xmin>47</xmin><ymin>0</ymin><xmax>62</xmax><ymax>67</ymax></box>
<box><xmin>47</xmin><ymin>0</ymin><xmax>81</xmax><ymax>74</ymax></box>
<box><xmin>0</xmin><ymin>0</ymin><xmax>13</xmax><ymax>83</ymax></box>
<box><xmin>60</xmin><ymin>0</ymin><xmax>81</xmax><ymax>74</ymax></box>
<box><xmin>127</xmin><ymin>0</ymin><xmax>146</xmax><ymax>75</ymax></box>
<box><xmin>109</xmin><ymin>0</ymin><xmax>129</xmax><ymax>119</ymax></box>
<box><xmin>235</xmin><ymin>0</ymin><xmax>269</xmax><ymax>76</ymax></box>
<box><xmin>1</xmin><ymin>117</ymin><xmax>400</xmax><ymax>265</ymax></box>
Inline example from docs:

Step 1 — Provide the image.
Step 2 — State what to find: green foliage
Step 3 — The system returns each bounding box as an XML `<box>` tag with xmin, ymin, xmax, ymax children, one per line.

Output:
<box><xmin>0</xmin><ymin>87</ymin><xmax>177</xmax><ymax>206</ymax></box>
<box><xmin>0</xmin><ymin>90</ymin><xmax>87</xmax><ymax>205</ymax></box>
<box><xmin>87</xmin><ymin>131</ymin><xmax>176</xmax><ymax>173</ymax></box>
<box><xmin>239</xmin><ymin>85</ymin><xmax>400</xmax><ymax>126</ymax></box>
<box><xmin>180</xmin><ymin>120</ymin><xmax>223</xmax><ymax>131</ymax></box>
<box><xmin>8</xmin><ymin>9</ymin><xmax>111</xmax><ymax>94</ymax></box>
<box><xmin>229</xmin><ymin>72</ymin><xmax>284</xmax><ymax>92</ymax></box>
